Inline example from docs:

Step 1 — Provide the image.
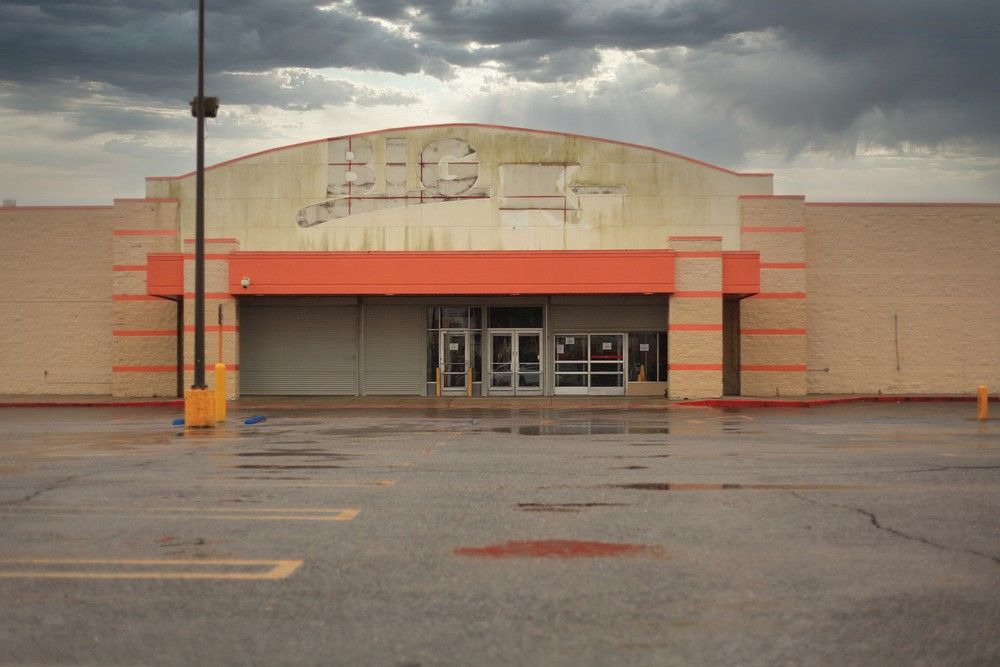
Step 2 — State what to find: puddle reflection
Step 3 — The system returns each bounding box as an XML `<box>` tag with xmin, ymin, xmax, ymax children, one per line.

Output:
<box><xmin>491</xmin><ymin>423</ymin><xmax>670</xmax><ymax>436</ymax></box>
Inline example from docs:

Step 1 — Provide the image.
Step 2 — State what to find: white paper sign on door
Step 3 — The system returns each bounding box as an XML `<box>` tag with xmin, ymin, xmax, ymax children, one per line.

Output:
<box><xmin>565</xmin><ymin>337</ymin><xmax>574</xmax><ymax>344</ymax></box>
<box><xmin>602</xmin><ymin>342</ymin><xmax>612</xmax><ymax>351</ymax></box>
<box><xmin>449</xmin><ymin>343</ymin><xmax>459</xmax><ymax>351</ymax></box>
<box><xmin>557</xmin><ymin>344</ymin><xmax>564</xmax><ymax>353</ymax></box>
<box><xmin>639</xmin><ymin>343</ymin><xmax>650</xmax><ymax>352</ymax></box>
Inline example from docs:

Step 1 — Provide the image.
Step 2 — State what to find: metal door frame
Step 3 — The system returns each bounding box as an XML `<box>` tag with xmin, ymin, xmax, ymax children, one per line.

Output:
<box><xmin>553</xmin><ymin>332</ymin><xmax>626</xmax><ymax>396</ymax></box>
<box><xmin>439</xmin><ymin>329</ymin><xmax>470</xmax><ymax>394</ymax></box>
<box><xmin>487</xmin><ymin>329</ymin><xmax>542</xmax><ymax>396</ymax></box>
<box><xmin>587</xmin><ymin>332</ymin><xmax>626</xmax><ymax>396</ymax></box>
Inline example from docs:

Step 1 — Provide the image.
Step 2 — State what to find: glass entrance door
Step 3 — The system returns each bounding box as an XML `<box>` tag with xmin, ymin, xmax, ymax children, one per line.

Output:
<box><xmin>439</xmin><ymin>330</ymin><xmax>469</xmax><ymax>393</ymax></box>
<box><xmin>489</xmin><ymin>332</ymin><xmax>513</xmax><ymax>391</ymax></box>
<box><xmin>516</xmin><ymin>332</ymin><xmax>541</xmax><ymax>392</ymax></box>
<box><xmin>488</xmin><ymin>330</ymin><xmax>542</xmax><ymax>395</ymax></box>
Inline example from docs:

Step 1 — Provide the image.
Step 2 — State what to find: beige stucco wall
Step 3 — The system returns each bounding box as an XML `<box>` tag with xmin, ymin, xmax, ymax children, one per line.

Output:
<box><xmin>111</xmin><ymin>200</ymin><xmax>181</xmax><ymax>397</ymax></box>
<box><xmin>147</xmin><ymin>125</ymin><xmax>772</xmax><ymax>253</ymax></box>
<box><xmin>739</xmin><ymin>197</ymin><xmax>808</xmax><ymax>396</ymax></box>
<box><xmin>667</xmin><ymin>237</ymin><xmax>723</xmax><ymax>399</ymax></box>
<box><xmin>0</xmin><ymin>207</ymin><xmax>116</xmax><ymax>394</ymax></box>
<box><xmin>805</xmin><ymin>204</ymin><xmax>1000</xmax><ymax>394</ymax></box>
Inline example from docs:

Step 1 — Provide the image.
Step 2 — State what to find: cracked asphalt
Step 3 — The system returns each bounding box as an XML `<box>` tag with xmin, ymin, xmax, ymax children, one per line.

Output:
<box><xmin>0</xmin><ymin>401</ymin><xmax>998</xmax><ymax>665</ymax></box>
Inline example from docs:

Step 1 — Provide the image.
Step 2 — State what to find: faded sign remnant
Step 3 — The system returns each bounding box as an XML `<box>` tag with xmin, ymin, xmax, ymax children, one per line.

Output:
<box><xmin>297</xmin><ymin>136</ymin><xmax>627</xmax><ymax>229</ymax></box>
<box><xmin>298</xmin><ymin>137</ymin><xmax>490</xmax><ymax>228</ymax></box>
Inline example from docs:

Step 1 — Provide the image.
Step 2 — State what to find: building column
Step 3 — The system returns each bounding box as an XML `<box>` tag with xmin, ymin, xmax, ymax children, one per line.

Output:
<box><xmin>182</xmin><ymin>238</ymin><xmax>239</xmax><ymax>399</ymax></box>
<box><xmin>111</xmin><ymin>198</ymin><xmax>180</xmax><ymax>397</ymax></box>
<box><xmin>738</xmin><ymin>196</ymin><xmax>808</xmax><ymax>396</ymax></box>
<box><xmin>668</xmin><ymin>236</ymin><xmax>723</xmax><ymax>399</ymax></box>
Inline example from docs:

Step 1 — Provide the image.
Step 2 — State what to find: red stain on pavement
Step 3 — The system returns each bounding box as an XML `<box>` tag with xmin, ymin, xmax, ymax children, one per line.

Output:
<box><xmin>454</xmin><ymin>540</ymin><xmax>664</xmax><ymax>559</ymax></box>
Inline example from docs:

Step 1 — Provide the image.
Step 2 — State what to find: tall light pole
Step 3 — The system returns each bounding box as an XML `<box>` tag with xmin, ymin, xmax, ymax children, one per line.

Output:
<box><xmin>186</xmin><ymin>0</ymin><xmax>219</xmax><ymax>427</ymax></box>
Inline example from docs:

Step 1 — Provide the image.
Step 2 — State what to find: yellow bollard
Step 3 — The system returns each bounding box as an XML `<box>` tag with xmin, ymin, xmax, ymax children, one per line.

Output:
<box><xmin>435</xmin><ymin>367</ymin><xmax>442</xmax><ymax>397</ymax></box>
<box><xmin>185</xmin><ymin>387</ymin><xmax>215</xmax><ymax>428</ymax></box>
<box><xmin>214</xmin><ymin>362</ymin><xmax>227</xmax><ymax>422</ymax></box>
<box><xmin>467</xmin><ymin>367</ymin><xmax>473</xmax><ymax>397</ymax></box>
<box><xmin>978</xmin><ymin>385</ymin><xmax>989</xmax><ymax>421</ymax></box>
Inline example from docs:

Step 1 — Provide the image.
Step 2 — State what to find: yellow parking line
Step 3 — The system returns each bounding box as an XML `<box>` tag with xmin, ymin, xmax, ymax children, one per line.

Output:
<box><xmin>0</xmin><ymin>506</ymin><xmax>360</xmax><ymax>522</ymax></box>
<box><xmin>71</xmin><ymin>479</ymin><xmax>395</xmax><ymax>489</ymax></box>
<box><xmin>0</xmin><ymin>557</ymin><xmax>302</xmax><ymax>580</ymax></box>
<box><xmin>203</xmin><ymin>479</ymin><xmax>396</xmax><ymax>488</ymax></box>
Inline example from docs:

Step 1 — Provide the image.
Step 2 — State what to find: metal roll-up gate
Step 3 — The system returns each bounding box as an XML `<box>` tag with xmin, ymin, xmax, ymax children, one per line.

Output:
<box><xmin>363</xmin><ymin>304</ymin><xmax>424</xmax><ymax>395</ymax></box>
<box><xmin>549</xmin><ymin>296</ymin><xmax>666</xmax><ymax>331</ymax></box>
<box><xmin>239</xmin><ymin>299</ymin><xmax>358</xmax><ymax>395</ymax></box>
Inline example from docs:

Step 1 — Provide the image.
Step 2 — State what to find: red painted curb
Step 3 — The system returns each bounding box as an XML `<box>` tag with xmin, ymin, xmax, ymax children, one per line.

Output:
<box><xmin>677</xmin><ymin>396</ymin><xmax>997</xmax><ymax>408</ymax></box>
<box><xmin>0</xmin><ymin>401</ymin><xmax>184</xmax><ymax>408</ymax></box>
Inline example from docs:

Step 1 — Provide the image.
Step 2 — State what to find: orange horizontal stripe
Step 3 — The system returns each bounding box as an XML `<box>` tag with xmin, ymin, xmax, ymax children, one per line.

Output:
<box><xmin>760</xmin><ymin>262</ymin><xmax>806</xmax><ymax>269</ymax></box>
<box><xmin>741</xmin><ymin>365</ymin><xmax>807</xmax><ymax>372</ymax></box>
<box><xmin>182</xmin><ymin>254</ymin><xmax>231</xmax><ymax>260</ymax></box>
<box><xmin>183</xmin><ymin>325</ymin><xmax>239</xmax><ymax>333</ymax></box>
<box><xmin>669</xmin><ymin>324</ymin><xmax>723</xmax><ymax>331</ymax></box>
<box><xmin>669</xmin><ymin>364</ymin><xmax>723</xmax><ymax>371</ymax></box>
<box><xmin>113</xmin><ymin>364</ymin><xmax>240</xmax><ymax>373</ymax></box>
<box><xmin>672</xmin><ymin>291</ymin><xmax>722</xmax><ymax>298</ymax></box>
<box><xmin>113</xmin><ymin>365</ymin><xmax>176</xmax><ymax>372</ymax></box>
<box><xmin>113</xmin><ymin>294</ymin><xmax>163</xmax><ymax>301</ymax></box>
<box><xmin>748</xmin><ymin>292</ymin><xmax>807</xmax><ymax>299</ymax></box>
<box><xmin>741</xmin><ymin>329</ymin><xmax>807</xmax><ymax>335</ymax></box>
<box><xmin>741</xmin><ymin>226</ymin><xmax>806</xmax><ymax>233</ymax></box>
<box><xmin>675</xmin><ymin>251</ymin><xmax>723</xmax><ymax>258</ymax></box>
<box><xmin>113</xmin><ymin>264</ymin><xmax>147</xmax><ymax>272</ymax></box>
<box><xmin>668</xmin><ymin>235</ymin><xmax>722</xmax><ymax>240</ymax></box>
<box><xmin>113</xmin><ymin>329</ymin><xmax>175</xmax><ymax>337</ymax></box>
<box><xmin>182</xmin><ymin>293</ymin><xmax>232</xmax><ymax>299</ymax></box>
<box><xmin>804</xmin><ymin>202</ymin><xmax>1000</xmax><ymax>208</ymax></box>
<box><xmin>0</xmin><ymin>205</ymin><xmax>113</xmax><ymax>211</ymax></box>
<box><xmin>183</xmin><ymin>237</ymin><xmax>239</xmax><ymax>244</ymax></box>
<box><xmin>738</xmin><ymin>195</ymin><xmax>805</xmax><ymax>200</ymax></box>
<box><xmin>113</xmin><ymin>229</ymin><xmax>177</xmax><ymax>236</ymax></box>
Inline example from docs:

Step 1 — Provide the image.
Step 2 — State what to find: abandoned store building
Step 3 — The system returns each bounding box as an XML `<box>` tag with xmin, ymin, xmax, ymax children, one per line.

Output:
<box><xmin>2</xmin><ymin>123</ymin><xmax>997</xmax><ymax>399</ymax></box>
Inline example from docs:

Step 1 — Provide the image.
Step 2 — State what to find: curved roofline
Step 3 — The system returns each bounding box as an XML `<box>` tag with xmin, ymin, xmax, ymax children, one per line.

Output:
<box><xmin>145</xmin><ymin>122</ymin><xmax>773</xmax><ymax>181</ymax></box>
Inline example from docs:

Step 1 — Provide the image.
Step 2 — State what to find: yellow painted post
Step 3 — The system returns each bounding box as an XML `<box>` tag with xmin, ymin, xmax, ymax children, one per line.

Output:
<box><xmin>214</xmin><ymin>362</ymin><xmax>227</xmax><ymax>422</ymax></box>
<box><xmin>435</xmin><ymin>367</ymin><xmax>442</xmax><ymax>397</ymax></box>
<box><xmin>214</xmin><ymin>303</ymin><xmax>226</xmax><ymax>422</ymax></box>
<box><xmin>978</xmin><ymin>385</ymin><xmax>989</xmax><ymax>421</ymax></box>
<box><xmin>467</xmin><ymin>367</ymin><xmax>473</xmax><ymax>397</ymax></box>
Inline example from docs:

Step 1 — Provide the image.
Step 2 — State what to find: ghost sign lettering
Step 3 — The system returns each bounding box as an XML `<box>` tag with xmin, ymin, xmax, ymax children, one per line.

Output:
<box><xmin>297</xmin><ymin>136</ymin><xmax>626</xmax><ymax>228</ymax></box>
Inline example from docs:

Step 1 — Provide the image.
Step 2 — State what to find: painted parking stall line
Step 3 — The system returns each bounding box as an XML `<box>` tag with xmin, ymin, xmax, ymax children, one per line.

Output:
<box><xmin>110</xmin><ymin>478</ymin><xmax>397</xmax><ymax>489</ymax></box>
<box><xmin>0</xmin><ymin>558</ymin><xmax>302</xmax><ymax>580</ymax></box>
<box><xmin>0</xmin><ymin>506</ymin><xmax>360</xmax><ymax>522</ymax></box>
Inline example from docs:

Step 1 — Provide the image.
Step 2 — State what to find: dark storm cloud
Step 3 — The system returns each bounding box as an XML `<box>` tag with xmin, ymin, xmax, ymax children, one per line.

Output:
<box><xmin>0</xmin><ymin>0</ymin><xmax>435</xmax><ymax>105</ymax></box>
<box><xmin>0</xmin><ymin>0</ymin><xmax>998</xmax><ymax>152</ymax></box>
<box><xmin>396</xmin><ymin>0</ymin><xmax>1000</xmax><ymax>147</ymax></box>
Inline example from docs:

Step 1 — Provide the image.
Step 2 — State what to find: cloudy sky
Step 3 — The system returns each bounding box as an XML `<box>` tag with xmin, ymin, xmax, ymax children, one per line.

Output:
<box><xmin>1</xmin><ymin>0</ymin><xmax>998</xmax><ymax>204</ymax></box>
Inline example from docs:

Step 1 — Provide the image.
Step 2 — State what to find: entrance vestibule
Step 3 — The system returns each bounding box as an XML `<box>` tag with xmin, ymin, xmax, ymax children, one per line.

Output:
<box><xmin>487</xmin><ymin>330</ymin><xmax>542</xmax><ymax>395</ymax></box>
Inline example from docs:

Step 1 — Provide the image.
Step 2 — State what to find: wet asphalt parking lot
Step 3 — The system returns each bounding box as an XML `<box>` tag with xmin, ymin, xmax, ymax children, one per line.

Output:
<box><xmin>0</xmin><ymin>402</ymin><xmax>998</xmax><ymax>666</ymax></box>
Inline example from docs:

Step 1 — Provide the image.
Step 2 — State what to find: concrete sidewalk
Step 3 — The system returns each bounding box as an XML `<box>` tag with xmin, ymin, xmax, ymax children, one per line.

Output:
<box><xmin>0</xmin><ymin>393</ymin><xmax>993</xmax><ymax>410</ymax></box>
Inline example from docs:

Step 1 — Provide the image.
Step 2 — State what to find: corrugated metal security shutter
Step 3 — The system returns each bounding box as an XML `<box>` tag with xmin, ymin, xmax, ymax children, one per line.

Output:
<box><xmin>240</xmin><ymin>303</ymin><xmax>358</xmax><ymax>395</ymax></box>
<box><xmin>363</xmin><ymin>304</ymin><xmax>424</xmax><ymax>395</ymax></box>
<box><xmin>550</xmin><ymin>298</ymin><xmax>666</xmax><ymax>331</ymax></box>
